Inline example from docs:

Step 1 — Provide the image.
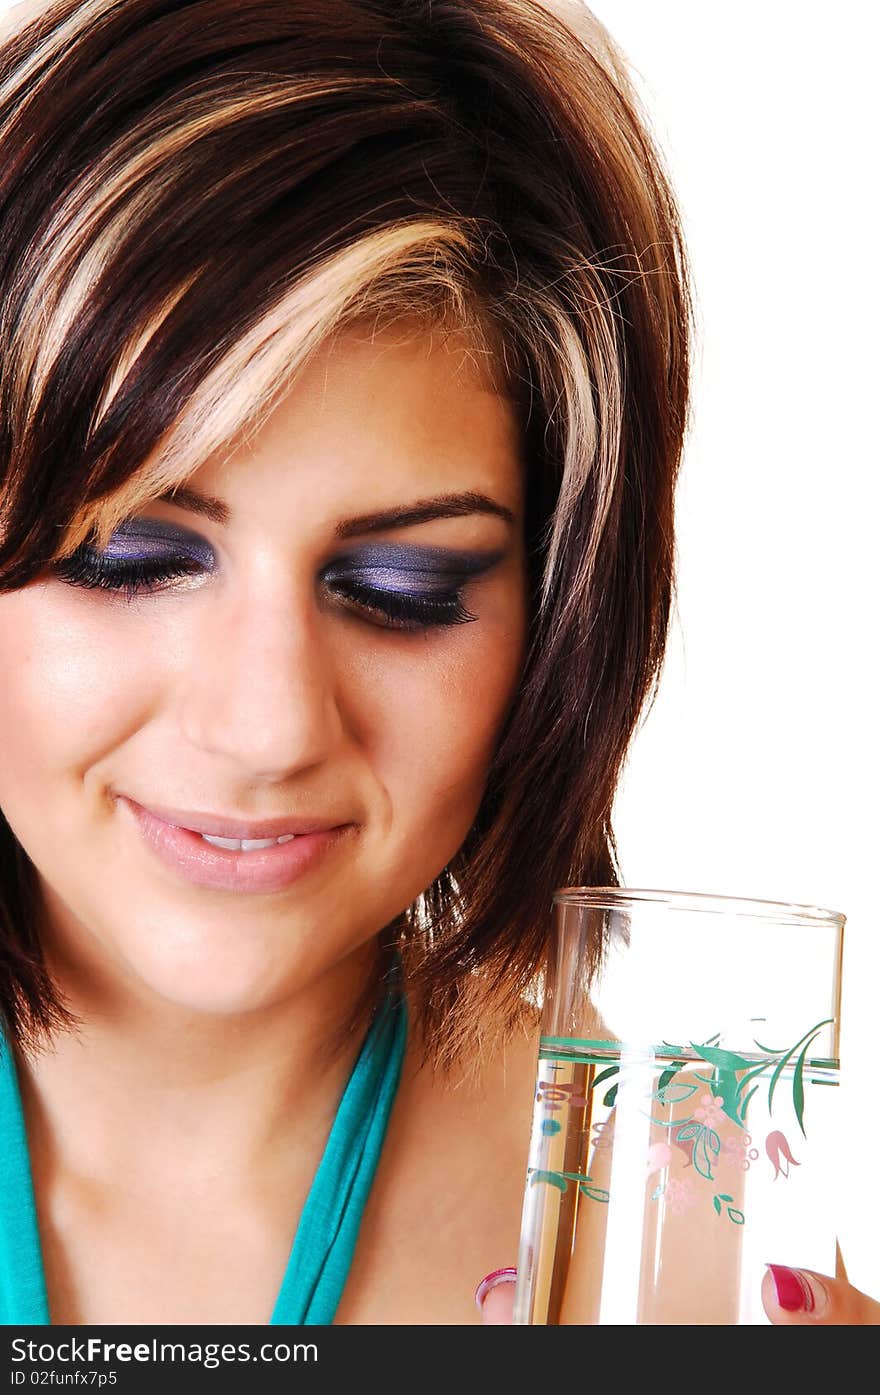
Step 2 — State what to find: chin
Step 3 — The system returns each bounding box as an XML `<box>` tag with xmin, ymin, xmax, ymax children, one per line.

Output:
<box><xmin>141</xmin><ymin>975</ymin><xmax>294</xmax><ymax>1019</ymax></box>
<box><xmin>137</xmin><ymin>973</ymin><xmax>284</xmax><ymax>1017</ymax></box>
<box><xmin>119</xmin><ymin>935</ymin><xmax>306</xmax><ymax>1018</ymax></box>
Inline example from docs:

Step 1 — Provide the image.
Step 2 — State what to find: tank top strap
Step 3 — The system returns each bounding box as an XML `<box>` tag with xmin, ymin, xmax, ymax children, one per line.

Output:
<box><xmin>0</xmin><ymin>1027</ymin><xmax>51</xmax><ymax>1324</ymax></box>
<box><xmin>270</xmin><ymin>958</ymin><xmax>408</xmax><ymax>1324</ymax></box>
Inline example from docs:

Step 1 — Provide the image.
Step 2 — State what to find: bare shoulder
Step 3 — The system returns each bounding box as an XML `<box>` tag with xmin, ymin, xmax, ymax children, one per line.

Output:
<box><xmin>335</xmin><ymin>1003</ymin><xmax>541</xmax><ymax>1325</ymax></box>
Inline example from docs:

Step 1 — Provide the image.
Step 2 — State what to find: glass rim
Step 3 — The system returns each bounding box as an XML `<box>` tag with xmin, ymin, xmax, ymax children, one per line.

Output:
<box><xmin>552</xmin><ymin>885</ymin><xmax>845</xmax><ymax>927</ymax></box>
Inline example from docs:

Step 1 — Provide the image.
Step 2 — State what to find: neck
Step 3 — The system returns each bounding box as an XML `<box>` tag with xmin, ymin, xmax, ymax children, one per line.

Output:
<box><xmin>13</xmin><ymin>929</ymin><xmax>388</xmax><ymax>1200</ymax></box>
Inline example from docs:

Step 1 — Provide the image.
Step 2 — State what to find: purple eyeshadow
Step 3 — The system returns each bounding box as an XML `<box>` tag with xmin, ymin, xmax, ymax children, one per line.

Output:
<box><xmin>99</xmin><ymin>525</ymin><xmax>507</xmax><ymax>599</ymax></box>
<box><xmin>58</xmin><ymin>521</ymin><xmax>512</xmax><ymax>627</ymax></box>
<box><xmin>322</xmin><ymin>542</ymin><xmax>507</xmax><ymax>596</ymax></box>
<box><xmin>104</xmin><ymin>518</ymin><xmax>216</xmax><ymax>569</ymax></box>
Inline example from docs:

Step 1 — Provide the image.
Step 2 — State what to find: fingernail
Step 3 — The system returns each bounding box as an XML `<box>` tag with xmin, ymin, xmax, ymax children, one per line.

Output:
<box><xmin>474</xmin><ymin>1267</ymin><xmax>517</xmax><ymax>1312</ymax></box>
<box><xmin>766</xmin><ymin>1264</ymin><xmax>817</xmax><ymax>1313</ymax></box>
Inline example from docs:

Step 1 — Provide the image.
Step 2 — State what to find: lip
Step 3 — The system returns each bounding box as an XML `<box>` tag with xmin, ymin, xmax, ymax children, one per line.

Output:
<box><xmin>120</xmin><ymin>798</ymin><xmax>354</xmax><ymax>895</ymax></box>
<box><xmin>118</xmin><ymin>796</ymin><xmax>349</xmax><ymax>840</ymax></box>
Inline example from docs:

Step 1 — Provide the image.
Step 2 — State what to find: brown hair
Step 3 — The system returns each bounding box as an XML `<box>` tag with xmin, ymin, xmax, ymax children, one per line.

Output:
<box><xmin>0</xmin><ymin>0</ymin><xmax>693</xmax><ymax>1072</ymax></box>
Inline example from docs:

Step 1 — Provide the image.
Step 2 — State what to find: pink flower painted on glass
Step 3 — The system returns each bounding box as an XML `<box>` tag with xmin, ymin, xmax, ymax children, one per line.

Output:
<box><xmin>765</xmin><ymin>1130</ymin><xmax>801</xmax><ymax>1180</ymax></box>
<box><xmin>663</xmin><ymin>1177</ymin><xmax>696</xmax><ymax>1215</ymax></box>
<box><xmin>537</xmin><ymin>1080</ymin><xmax>589</xmax><ymax>1111</ymax></box>
<box><xmin>645</xmin><ymin>1142</ymin><xmax>673</xmax><ymax>1180</ymax></box>
<box><xmin>720</xmin><ymin>1131</ymin><xmax>759</xmax><ymax>1172</ymax></box>
<box><xmin>693</xmin><ymin>1093</ymin><xmax>725</xmax><ymax>1129</ymax></box>
<box><xmin>591</xmin><ymin>1119</ymin><xmax>613</xmax><ymax>1153</ymax></box>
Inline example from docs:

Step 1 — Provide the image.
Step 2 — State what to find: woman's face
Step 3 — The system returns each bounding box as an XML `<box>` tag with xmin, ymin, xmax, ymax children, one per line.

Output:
<box><xmin>0</xmin><ymin>321</ymin><xmax>529</xmax><ymax>1017</ymax></box>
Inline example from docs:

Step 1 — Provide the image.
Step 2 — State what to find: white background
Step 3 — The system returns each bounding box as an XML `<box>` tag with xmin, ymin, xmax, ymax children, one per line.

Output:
<box><xmin>2</xmin><ymin>0</ymin><xmax>878</xmax><ymax>1304</ymax></box>
<box><xmin>590</xmin><ymin>0</ymin><xmax>879</xmax><ymax>1295</ymax></box>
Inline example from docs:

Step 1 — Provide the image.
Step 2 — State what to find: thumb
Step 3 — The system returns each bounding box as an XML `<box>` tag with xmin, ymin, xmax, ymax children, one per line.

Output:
<box><xmin>475</xmin><ymin>1267</ymin><xmax>517</xmax><ymax>1324</ymax></box>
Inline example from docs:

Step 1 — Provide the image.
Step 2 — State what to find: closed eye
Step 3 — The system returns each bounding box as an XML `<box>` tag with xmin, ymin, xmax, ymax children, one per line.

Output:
<box><xmin>51</xmin><ymin>545</ymin><xmax>504</xmax><ymax>633</ymax></box>
<box><xmin>325</xmin><ymin>577</ymin><xmax>476</xmax><ymax>631</ymax></box>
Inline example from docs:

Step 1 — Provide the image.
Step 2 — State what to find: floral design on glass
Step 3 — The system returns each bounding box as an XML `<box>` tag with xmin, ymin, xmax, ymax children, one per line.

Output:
<box><xmin>529</xmin><ymin>1016</ymin><xmax>835</xmax><ymax>1228</ymax></box>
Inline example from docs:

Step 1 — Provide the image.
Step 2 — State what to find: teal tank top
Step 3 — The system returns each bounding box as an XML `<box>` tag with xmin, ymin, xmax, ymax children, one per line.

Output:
<box><xmin>0</xmin><ymin>973</ymin><xmax>407</xmax><ymax>1325</ymax></box>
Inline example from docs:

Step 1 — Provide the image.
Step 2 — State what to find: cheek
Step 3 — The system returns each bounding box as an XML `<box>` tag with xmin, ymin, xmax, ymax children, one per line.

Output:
<box><xmin>361</xmin><ymin>609</ymin><xmax>526</xmax><ymax>863</ymax></box>
<box><xmin>0</xmin><ymin>589</ymin><xmax>157</xmax><ymax>820</ymax></box>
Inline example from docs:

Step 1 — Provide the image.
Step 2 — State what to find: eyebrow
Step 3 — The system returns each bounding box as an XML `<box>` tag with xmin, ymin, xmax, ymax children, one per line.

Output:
<box><xmin>157</xmin><ymin>486</ymin><xmax>516</xmax><ymax>536</ymax></box>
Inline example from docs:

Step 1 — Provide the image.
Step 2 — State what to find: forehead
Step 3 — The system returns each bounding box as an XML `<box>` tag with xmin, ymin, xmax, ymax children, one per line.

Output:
<box><xmin>188</xmin><ymin>318</ymin><xmax>527</xmax><ymax>516</ymax></box>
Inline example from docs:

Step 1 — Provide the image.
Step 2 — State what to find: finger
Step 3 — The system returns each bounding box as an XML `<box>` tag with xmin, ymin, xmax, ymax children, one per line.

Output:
<box><xmin>763</xmin><ymin>1265</ymin><xmax>880</xmax><ymax>1325</ymax></box>
<box><xmin>475</xmin><ymin>1267</ymin><xmax>517</xmax><ymax>1324</ymax></box>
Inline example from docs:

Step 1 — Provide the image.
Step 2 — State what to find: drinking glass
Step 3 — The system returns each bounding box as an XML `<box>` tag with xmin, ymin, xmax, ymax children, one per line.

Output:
<box><xmin>512</xmin><ymin>888</ymin><xmax>844</xmax><ymax>1325</ymax></box>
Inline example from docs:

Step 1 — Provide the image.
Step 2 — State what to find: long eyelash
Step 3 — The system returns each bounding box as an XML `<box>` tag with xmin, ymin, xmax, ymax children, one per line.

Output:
<box><xmin>54</xmin><ymin>552</ymin><xmax>478</xmax><ymax>631</ymax></box>
<box><xmin>332</xmin><ymin>579</ymin><xmax>477</xmax><ymax>631</ymax></box>
<box><xmin>53</xmin><ymin>549</ymin><xmax>201</xmax><ymax>601</ymax></box>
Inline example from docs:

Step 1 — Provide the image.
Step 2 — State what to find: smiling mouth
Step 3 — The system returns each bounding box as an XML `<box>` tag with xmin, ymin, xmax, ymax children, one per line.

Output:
<box><xmin>119</xmin><ymin>797</ymin><xmax>354</xmax><ymax>894</ymax></box>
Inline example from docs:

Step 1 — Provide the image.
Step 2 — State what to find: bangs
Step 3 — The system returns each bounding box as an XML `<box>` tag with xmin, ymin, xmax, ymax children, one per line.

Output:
<box><xmin>52</xmin><ymin>221</ymin><xmax>516</xmax><ymax>559</ymax></box>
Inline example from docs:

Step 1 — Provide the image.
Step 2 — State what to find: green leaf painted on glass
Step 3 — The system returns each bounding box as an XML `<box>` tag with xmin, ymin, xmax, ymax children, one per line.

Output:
<box><xmin>578</xmin><ymin>1183</ymin><xmax>610</xmax><ymax>1203</ymax></box>
<box><xmin>767</xmin><ymin>1050</ymin><xmax>797</xmax><ymax>1114</ymax></box>
<box><xmin>690</xmin><ymin>1043</ymin><xmax>755</xmax><ymax>1071</ymax></box>
<box><xmin>713</xmin><ymin>1195</ymin><xmax>722</xmax><ymax>1215</ymax></box>
<box><xmin>752</xmin><ymin>1018</ymin><xmax>834</xmax><ymax>1057</ymax></box>
<box><xmin>765</xmin><ymin>1019</ymin><xmax>833</xmax><ymax>1119</ymax></box>
<box><xmin>591</xmin><ymin>1065</ymin><xmax>620</xmax><ymax>1092</ymax></box>
<box><xmin>656</xmin><ymin>1062</ymin><xmax>687</xmax><ymax>1094</ymax></box>
<box><xmin>688</xmin><ymin>1047</ymin><xmax>750</xmax><ymax>1130</ymax></box>
<box><xmin>645</xmin><ymin>1112</ymin><xmax>696</xmax><ymax>1128</ymax></box>
<box><xmin>694</xmin><ymin>1132</ymin><xmax>715</xmax><ymax>1181</ymax></box>
<box><xmin>793</xmin><ymin>1040</ymin><xmax>810</xmax><ymax>1136</ymax></box>
<box><xmin>768</xmin><ymin>1046</ymin><xmax>802</xmax><ymax>1115</ymax></box>
<box><xmin>603</xmin><ymin>1083</ymin><xmax>618</xmax><ymax>1107</ymax></box>
<box><xmin>706</xmin><ymin>1128</ymin><xmax>721</xmax><ymax>1157</ymax></box>
<box><xmin>718</xmin><ymin>1194</ymin><xmax>734</xmax><ymax>1203</ymax></box>
<box><xmin>735</xmin><ymin>1059</ymin><xmax>774</xmax><ymax>1098</ymax></box>
<box><xmin>656</xmin><ymin>1082</ymin><xmax>699</xmax><ymax>1105</ymax></box>
<box><xmin>675</xmin><ymin>1123</ymin><xmax>700</xmax><ymax>1142</ymax></box>
<box><xmin>740</xmin><ymin>1084</ymin><xmax>759</xmax><ymax>1120</ymax></box>
<box><xmin>529</xmin><ymin>1170</ymin><xmax>567</xmax><ymax>1192</ymax></box>
<box><xmin>657</xmin><ymin>1066</ymin><xmax>677</xmax><ymax>1093</ymax></box>
<box><xmin>726</xmin><ymin>1208</ymin><xmax>745</xmax><ymax>1225</ymax></box>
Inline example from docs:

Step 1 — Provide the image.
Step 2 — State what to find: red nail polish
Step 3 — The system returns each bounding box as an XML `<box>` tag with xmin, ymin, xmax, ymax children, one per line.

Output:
<box><xmin>474</xmin><ymin>1267</ymin><xmax>517</xmax><ymax>1311</ymax></box>
<box><xmin>767</xmin><ymin>1264</ymin><xmax>815</xmax><ymax>1312</ymax></box>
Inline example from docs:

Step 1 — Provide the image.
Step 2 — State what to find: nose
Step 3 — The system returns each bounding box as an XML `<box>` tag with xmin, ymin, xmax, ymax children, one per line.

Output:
<box><xmin>177</xmin><ymin>573</ymin><xmax>346</xmax><ymax>780</ymax></box>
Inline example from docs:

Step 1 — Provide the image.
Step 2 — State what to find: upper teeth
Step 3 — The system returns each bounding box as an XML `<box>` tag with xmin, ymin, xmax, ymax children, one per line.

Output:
<box><xmin>199</xmin><ymin>833</ymin><xmax>297</xmax><ymax>851</ymax></box>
